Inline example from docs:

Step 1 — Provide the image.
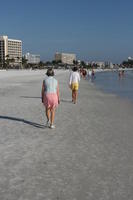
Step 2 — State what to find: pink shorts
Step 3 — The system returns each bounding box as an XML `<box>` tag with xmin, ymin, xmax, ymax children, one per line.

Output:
<box><xmin>43</xmin><ymin>93</ymin><xmax>58</xmax><ymax>109</ymax></box>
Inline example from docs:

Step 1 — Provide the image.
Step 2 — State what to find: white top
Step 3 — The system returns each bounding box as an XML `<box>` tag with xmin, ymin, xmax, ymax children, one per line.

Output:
<box><xmin>88</xmin><ymin>70</ymin><xmax>92</xmax><ymax>76</ymax></box>
<box><xmin>69</xmin><ymin>71</ymin><xmax>80</xmax><ymax>85</ymax></box>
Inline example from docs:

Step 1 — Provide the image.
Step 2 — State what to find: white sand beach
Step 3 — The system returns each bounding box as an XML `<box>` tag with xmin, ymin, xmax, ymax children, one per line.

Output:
<box><xmin>0</xmin><ymin>69</ymin><xmax>133</xmax><ymax>200</ymax></box>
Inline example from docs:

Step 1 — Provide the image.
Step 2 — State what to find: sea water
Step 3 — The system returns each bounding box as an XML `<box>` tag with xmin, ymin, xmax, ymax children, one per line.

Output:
<box><xmin>92</xmin><ymin>70</ymin><xmax>133</xmax><ymax>102</ymax></box>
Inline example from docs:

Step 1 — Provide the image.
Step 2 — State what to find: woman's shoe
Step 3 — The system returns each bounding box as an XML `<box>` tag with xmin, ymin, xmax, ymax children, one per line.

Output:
<box><xmin>50</xmin><ymin>124</ymin><xmax>55</xmax><ymax>129</ymax></box>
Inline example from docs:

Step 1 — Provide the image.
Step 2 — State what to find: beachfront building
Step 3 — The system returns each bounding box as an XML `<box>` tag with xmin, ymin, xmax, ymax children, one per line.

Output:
<box><xmin>25</xmin><ymin>53</ymin><xmax>40</xmax><ymax>64</ymax></box>
<box><xmin>55</xmin><ymin>52</ymin><xmax>76</xmax><ymax>65</ymax></box>
<box><xmin>105</xmin><ymin>61</ymin><xmax>114</xmax><ymax>68</ymax></box>
<box><xmin>0</xmin><ymin>35</ymin><xmax>22</xmax><ymax>67</ymax></box>
<box><xmin>95</xmin><ymin>62</ymin><xmax>105</xmax><ymax>68</ymax></box>
<box><xmin>128</xmin><ymin>57</ymin><xmax>133</xmax><ymax>61</ymax></box>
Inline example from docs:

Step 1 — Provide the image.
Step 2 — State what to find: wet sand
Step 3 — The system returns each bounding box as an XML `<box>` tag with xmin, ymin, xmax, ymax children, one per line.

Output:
<box><xmin>0</xmin><ymin>70</ymin><xmax>133</xmax><ymax>200</ymax></box>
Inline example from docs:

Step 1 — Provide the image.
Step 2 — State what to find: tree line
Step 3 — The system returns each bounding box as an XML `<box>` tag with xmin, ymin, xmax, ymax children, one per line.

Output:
<box><xmin>1</xmin><ymin>55</ymin><xmax>133</xmax><ymax>70</ymax></box>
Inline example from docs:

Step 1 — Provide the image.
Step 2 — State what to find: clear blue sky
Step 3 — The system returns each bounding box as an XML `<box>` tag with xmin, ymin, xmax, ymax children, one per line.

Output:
<box><xmin>1</xmin><ymin>0</ymin><xmax>133</xmax><ymax>63</ymax></box>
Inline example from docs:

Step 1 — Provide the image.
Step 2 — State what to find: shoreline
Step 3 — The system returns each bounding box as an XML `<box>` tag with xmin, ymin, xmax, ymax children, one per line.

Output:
<box><xmin>94</xmin><ymin>68</ymin><xmax>133</xmax><ymax>73</ymax></box>
<box><xmin>90</xmin><ymin>69</ymin><xmax>133</xmax><ymax>104</ymax></box>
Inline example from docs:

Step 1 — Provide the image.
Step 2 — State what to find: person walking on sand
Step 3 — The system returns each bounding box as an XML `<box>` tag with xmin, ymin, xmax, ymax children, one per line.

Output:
<box><xmin>69</xmin><ymin>66</ymin><xmax>80</xmax><ymax>104</ymax></box>
<box><xmin>41</xmin><ymin>68</ymin><xmax>60</xmax><ymax>129</ymax></box>
<box><xmin>92</xmin><ymin>68</ymin><xmax>95</xmax><ymax>77</ymax></box>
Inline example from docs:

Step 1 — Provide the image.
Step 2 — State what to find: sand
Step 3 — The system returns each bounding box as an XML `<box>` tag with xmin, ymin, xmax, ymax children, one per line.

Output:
<box><xmin>0</xmin><ymin>69</ymin><xmax>133</xmax><ymax>200</ymax></box>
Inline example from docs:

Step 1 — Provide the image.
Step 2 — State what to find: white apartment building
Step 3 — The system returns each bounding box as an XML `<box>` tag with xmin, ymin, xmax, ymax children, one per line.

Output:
<box><xmin>128</xmin><ymin>57</ymin><xmax>133</xmax><ymax>61</ymax></box>
<box><xmin>0</xmin><ymin>35</ymin><xmax>22</xmax><ymax>66</ymax></box>
<box><xmin>25</xmin><ymin>53</ymin><xmax>40</xmax><ymax>64</ymax></box>
<box><xmin>95</xmin><ymin>62</ymin><xmax>105</xmax><ymax>68</ymax></box>
<box><xmin>55</xmin><ymin>52</ymin><xmax>76</xmax><ymax>65</ymax></box>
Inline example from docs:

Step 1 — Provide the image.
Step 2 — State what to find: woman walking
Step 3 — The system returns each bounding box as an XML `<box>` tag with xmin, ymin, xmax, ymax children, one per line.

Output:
<box><xmin>42</xmin><ymin>68</ymin><xmax>60</xmax><ymax>129</ymax></box>
<box><xmin>69</xmin><ymin>66</ymin><xmax>80</xmax><ymax>104</ymax></box>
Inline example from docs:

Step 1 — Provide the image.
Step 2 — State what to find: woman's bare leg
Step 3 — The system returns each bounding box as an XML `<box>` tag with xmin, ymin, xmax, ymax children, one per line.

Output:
<box><xmin>50</xmin><ymin>108</ymin><xmax>55</xmax><ymax>125</ymax></box>
<box><xmin>72</xmin><ymin>90</ymin><xmax>74</xmax><ymax>102</ymax></box>
<box><xmin>73</xmin><ymin>90</ymin><xmax>78</xmax><ymax>103</ymax></box>
<box><xmin>46</xmin><ymin>108</ymin><xmax>50</xmax><ymax>121</ymax></box>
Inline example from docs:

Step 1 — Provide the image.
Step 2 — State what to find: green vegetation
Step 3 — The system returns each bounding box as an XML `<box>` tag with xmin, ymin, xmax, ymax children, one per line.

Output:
<box><xmin>122</xmin><ymin>60</ymin><xmax>133</xmax><ymax>68</ymax></box>
<box><xmin>1</xmin><ymin>56</ymin><xmax>133</xmax><ymax>70</ymax></box>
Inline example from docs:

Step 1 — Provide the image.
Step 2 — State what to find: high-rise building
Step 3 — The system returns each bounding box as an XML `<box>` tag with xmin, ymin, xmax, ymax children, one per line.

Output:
<box><xmin>0</xmin><ymin>35</ymin><xmax>22</xmax><ymax>66</ymax></box>
<box><xmin>25</xmin><ymin>53</ymin><xmax>40</xmax><ymax>64</ymax></box>
<box><xmin>55</xmin><ymin>52</ymin><xmax>76</xmax><ymax>65</ymax></box>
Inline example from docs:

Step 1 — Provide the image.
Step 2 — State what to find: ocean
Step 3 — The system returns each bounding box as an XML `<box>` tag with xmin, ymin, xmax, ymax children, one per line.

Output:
<box><xmin>92</xmin><ymin>70</ymin><xmax>133</xmax><ymax>102</ymax></box>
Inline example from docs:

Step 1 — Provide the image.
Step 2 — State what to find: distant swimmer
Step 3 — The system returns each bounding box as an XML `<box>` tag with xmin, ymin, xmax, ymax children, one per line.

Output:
<box><xmin>122</xmin><ymin>70</ymin><xmax>125</xmax><ymax>76</ymax></box>
<box><xmin>82</xmin><ymin>68</ymin><xmax>87</xmax><ymax>79</ymax></box>
<box><xmin>92</xmin><ymin>68</ymin><xmax>95</xmax><ymax>77</ymax></box>
<box><xmin>119</xmin><ymin>70</ymin><xmax>125</xmax><ymax>79</ymax></box>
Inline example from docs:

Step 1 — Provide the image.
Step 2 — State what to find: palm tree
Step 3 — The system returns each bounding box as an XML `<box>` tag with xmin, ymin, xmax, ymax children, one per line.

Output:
<box><xmin>73</xmin><ymin>60</ymin><xmax>78</xmax><ymax>65</ymax></box>
<box><xmin>17</xmin><ymin>56</ymin><xmax>22</xmax><ymax>69</ymax></box>
<box><xmin>81</xmin><ymin>61</ymin><xmax>86</xmax><ymax>68</ymax></box>
<box><xmin>4</xmin><ymin>55</ymin><xmax>10</xmax><ymax>69</ymax></box>
<box><xmin>39</xmin><ymin>61</ymin><xmax>44</xmax><ymax>69</ymax></box>
<box><xmin>22</xmin><ymin>56</ymin><xmax>28</xmax><ymax>69</ymax></box>
<box><xmin>52</xmin><ymin>60</ymin><xmax>56</xmax><ymax>65</ymax></box>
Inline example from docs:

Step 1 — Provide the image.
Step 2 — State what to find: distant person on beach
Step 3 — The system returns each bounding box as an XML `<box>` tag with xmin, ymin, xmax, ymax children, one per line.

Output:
<box><xmin>119</xmin><ymin>70</ymin><xmax>124</xmax><ymax>79</ymax></box>
<box><xmin>69</xmin><ymin>66</ymin><xmax>80</xmax><ymax>104</ymax></box>
<box><xmin>41</xmin><ymin>68</ymin><xmax>60</xmax><ymax>129</ymax></box>
<box><xmin>82</xmin><ymin>68</ymin><xmax>87</xmax><ymax>79</ymax></box>
<box><xmin>79</xmin><ymin>68</ymin><xmax>83</xmax><ymax>78</ymax></box>
<box><xmin>88</xmin><ymin>70</ymin><xmax>92</xmax><ymax>78</ymax></box>
<box><xmin>92</xmin><ymin>68</ymin><xmax>95</xmax><ymax>77</ymax></box>
<box><xmin>122</xmin><ymin>70</ymin><xmax>125</xmax><ymax>76</ymax></box>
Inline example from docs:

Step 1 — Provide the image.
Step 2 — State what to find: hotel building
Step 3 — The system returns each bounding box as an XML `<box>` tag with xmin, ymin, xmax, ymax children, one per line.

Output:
<box><xmin>55</xmin><ymin>52</ymin><xmax>76</xmax><ymax>65</ymax></box>
<box><xmin>0</xmin><ymin>35</ymin><xmax>22</xmax><ymax>66</ymax></box>
<box><xmin>25</xmin><ymin>52</ymin><xmax>40</xmax><ymax>64</ymax></box>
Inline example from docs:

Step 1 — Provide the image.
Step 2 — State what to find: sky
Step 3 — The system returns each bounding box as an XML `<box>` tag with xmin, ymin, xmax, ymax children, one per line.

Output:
<box><xmin>0</xmin><ymin>0</ymin><xmax>133</xmax><ymax>63</ymax></box>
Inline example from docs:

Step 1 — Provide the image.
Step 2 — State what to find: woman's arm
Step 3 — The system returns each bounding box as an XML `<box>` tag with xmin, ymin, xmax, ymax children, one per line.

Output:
<box><xmin>57</xmin><ymin>82</ymin><xmax>60</xmax><ymax>104</ymax></box>
<box><xmin>69</xmin><ymin>73</ymin><xmax>72</xmax><ymax>85</ymax></box>
<box><xmin>41</xmin><ymin>82</ymin><xmax>44</xmax><ymax>103</ymax></box>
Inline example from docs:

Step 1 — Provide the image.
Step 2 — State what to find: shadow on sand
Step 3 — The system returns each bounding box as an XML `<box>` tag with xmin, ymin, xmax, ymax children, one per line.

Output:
<box><xmin>20</xmin><ymin>96</ymin><xmax>41</xmax><ymax>99</ymax></box>
<box><xmin>20</xmin><ymin>97</ymin><xmax>72</xmax><ymax>104</ymax></box>
<box><xmin>61</xmin><ymin>99</ymin><xmax>72</xmax><ymax>103</ymax></box>
<box><xmin>0</xmin><ymin>115</ymin><xmax>45</xmax><ymax>129</ymax></box>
